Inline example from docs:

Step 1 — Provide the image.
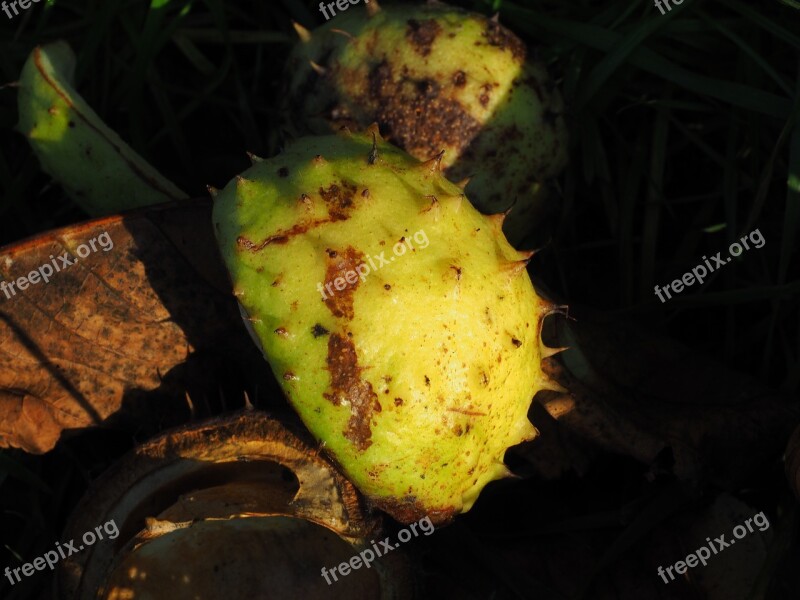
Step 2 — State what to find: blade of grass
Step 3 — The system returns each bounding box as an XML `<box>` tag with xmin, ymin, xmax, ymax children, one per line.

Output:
<box><xmin>697</xmin><ymin>9</ymin><xmax>793</xmax><ymax>96</ymax></box>
<box><xmin>578</xmin><ymin>7</ymin><xmax>682</xmax><ymax>109</ymax></box>
<box><xmin>779</xmin><ymin>95</ymin><xmax>800</xmax><ymax>285</ymax></box>
<box><xmin>145</xmin><ymin>67</ymin><xmax>192</xmax><ymax>172</ymax></box>
<box><xmin>761</xmin><ymin>70</ymin><xmax>800</xmax><ymax>380</ymax></box>
<box><xmin>743</xmin><ymin>95</ymin><xmax>800</xmax><ymax>234</ymax></box>
<box><xmin>669</xmin><ymin>115</ymin><xmax>755</xmax><ymax>188</ymax></box>
<box><xmin>172</xmin><ymin>33</ymin><xmax>216</xmax><ymax>75</ymax></box>
<box><xmin>724</xmin><ymin>0</ymin><xmax>800</xmax><ymax>51</ymax></box>
<box><xmin>174</xmin><ymin>29</ymin><xmax>291</xmax><ymax>44</ymax></box>
<box><xmin>619</xmin><ymin>130</ymin><xmax>646</xmax><ymax>305</ymax></box>
<box><xmin>640</xmin><ymin>97</ymin><xmax>670</xmax><ymax>301</ymax></box>
<box><xmin>668</xmin><ymin>281</ymin><xmax>800</xmax><ymax>306</ymax></box>
<box><xmin>501</xmin><ymin>3</ymin><xmax>793</xmax><ymax>119</ymax></box>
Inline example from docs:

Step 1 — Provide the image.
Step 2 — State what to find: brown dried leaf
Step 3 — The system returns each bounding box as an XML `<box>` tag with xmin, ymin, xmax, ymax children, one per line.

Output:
<box><xmin>0</xmin><ymin>199</ymin><xmax>260</xmax><ymax>454</ymax></box>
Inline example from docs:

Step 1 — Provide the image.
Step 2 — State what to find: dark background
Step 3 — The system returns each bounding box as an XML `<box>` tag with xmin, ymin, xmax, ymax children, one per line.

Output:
<box><xmin>0</xmin><ymin>0</ymin><xmax>799</xmax><ymax>598</ymax></box>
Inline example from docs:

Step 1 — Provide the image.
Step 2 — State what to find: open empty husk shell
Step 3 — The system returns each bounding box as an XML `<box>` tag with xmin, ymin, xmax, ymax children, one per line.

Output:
<box><xmin>57</xmin><ymin>411</ymin><xmax>413</xmax><ymax>599</ymax></box>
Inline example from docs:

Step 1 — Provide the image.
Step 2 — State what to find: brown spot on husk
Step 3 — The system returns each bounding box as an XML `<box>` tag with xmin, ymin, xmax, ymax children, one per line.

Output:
<box><xmin>323</xmin><ymin>246</ymin><xmax>366</xmax><ymax>320</ymax></box>
<box><xmin>237</xmin><ymin>219</ymin><xmax>328</xmax><ymax>250</ymax></box>
<box><xmin>371</xmin><ymin>495</ymin><xmax>457</xmax><ymax>526</ymax></box>
<box><xmin>312</xmin><ymin>324</ymin><xmax>329</xmax><ymax>338</ymax></box>
<box><xmin>366</xmin><ymin>60</ymin><xmax>482</xmax><ymax>163</ymax></box>
<box><xmin>406</xmin><ymin>19</ymin><xmax>442</xmax><ymax>57</ymax></box>
<box><xmin>324</xmin><ymin>333</ymin><xmax>379</xmax><ymax>451</ymax></box>
<box><xmin>483</xmin><ymin>20</ymin><xmax>526</xmax><ymax>61</ymax></box>
<box><xmin>319</xmin><ymin>181</ymin><xmax>357</xmax><ymax>220</ymax></box>
<box><xmin>237</xmin><ymin>181</ymin><xmax>358</xmax><ymax>251</ymax></box>
<box><xmin>479</xmin><ymin>83</ymin><xmax>493</xmax><ymax>107</ymax></box>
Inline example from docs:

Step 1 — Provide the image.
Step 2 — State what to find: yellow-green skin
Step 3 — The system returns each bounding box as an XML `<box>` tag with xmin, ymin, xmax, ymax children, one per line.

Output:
<box><xmin>213</xmin><ymin>130</ymin><xmax>552</xmax><ymax>524</ymax></box>
<box><xmin>17</xmin><ymin>41</ymin><xmax>186</xmax><ymax>217</ymax></box>
<box><xmin>286</xmin><ymin>2</ymin><xmax>568</xmax><ymax>243</ymax></box>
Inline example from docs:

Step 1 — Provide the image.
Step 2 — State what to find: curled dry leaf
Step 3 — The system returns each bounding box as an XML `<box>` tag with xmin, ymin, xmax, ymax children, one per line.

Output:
<box><xmin>0</xmin><ymin>200</ymin><xmax>262</xmax><ymax>454</ymax></box>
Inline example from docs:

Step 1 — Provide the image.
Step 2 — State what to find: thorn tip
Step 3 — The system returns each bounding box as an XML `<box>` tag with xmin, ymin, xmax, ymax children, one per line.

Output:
<box><xmin>292</xmin><ymin>21</ymin><xmax>312</xmax><ymax>43</ymax></box>
<box><xmin>421</xmin><ymin>150</ymin><xmax>445</xmax><ymax>174</ymax></box>
<box><xmin>309</xmin><ymin>60</ymin><xmax>327</xmax><ymax>76</ymax></box>
<box><xmin>456</xmin><ymin>176</ymin><xmax>472</xmax><ymax>190</ymax></box>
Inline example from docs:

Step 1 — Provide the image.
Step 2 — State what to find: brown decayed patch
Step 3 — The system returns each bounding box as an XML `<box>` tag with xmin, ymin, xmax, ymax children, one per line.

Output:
<box><xmin>405</xmin><ymin>19</ymin><xmax>442</xmax><ymax>57</ymax></box>
<box><xmin>323</xmin><ymin>246</ymin><xmax>365</xmax><ymax>320</ymax></box>
<box><xmin>366</xmin><ymin>60</ymin><xmax>482</xmax><ymax>162</ymax></box>
<box><xmin>237</xmin><ymin>218</ymin><xmax>329</xmax><ymax>250</ymax></box>
<box><xmin>324</xmin><ymin>333</ymin><xmax>380</xmax><ymax>451</ymax></box>
<box><xmin>371</xmin><ymin>495</ymin><xmax>457</xmax><ymax>526</ymax></box>
<box><xmin>483</xmin><ymin>20</ymin><xmax>526</xmax><ymax>61</ymax></box>
<box><xmin>319</xmin><ymin>181</ymin><xmax>357</xmax><ymax>220</ymax></box>
<box><xmin>453</xmin><ymin>70</ymin><xmax>467</xmax><ymax>87</ymax></box>
<box><xmin>237</xmin><ymin>181</ymin><xmax>357</xmax><ymax>252</ymax></box>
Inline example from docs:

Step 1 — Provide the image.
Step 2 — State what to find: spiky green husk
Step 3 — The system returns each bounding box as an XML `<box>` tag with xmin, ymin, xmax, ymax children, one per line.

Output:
<box><xmin>286</xmin><ymin>2</ymin><xmax>568</xmax><ymax>243</ymax></box>
<box><xmin>212</xmin><ymin>129</ymin><xmax>558</xmax><ymax>523</ymax></box>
